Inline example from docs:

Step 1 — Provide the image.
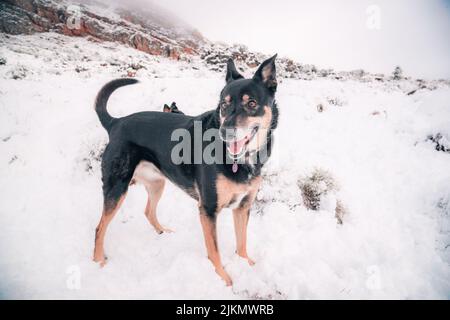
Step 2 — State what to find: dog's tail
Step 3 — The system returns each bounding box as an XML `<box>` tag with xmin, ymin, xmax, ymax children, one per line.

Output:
<box><xmin>94</xmin><ymin>78</ymin><xmax>138</xmax><ymax>132</ymax></box>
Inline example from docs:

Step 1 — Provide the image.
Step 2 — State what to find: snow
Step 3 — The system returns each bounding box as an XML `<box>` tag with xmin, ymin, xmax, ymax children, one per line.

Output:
<box><xmin>0</xmin><ymin>33</ymin><xmax>449</xmax><ymax>299</ymax></box>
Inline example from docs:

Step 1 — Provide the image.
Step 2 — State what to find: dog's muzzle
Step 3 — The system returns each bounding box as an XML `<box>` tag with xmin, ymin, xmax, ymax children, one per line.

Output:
<box><xmin>219</xmin><ymin>125</ymin><xmax>260</xmax><ymax>159</ymax></box>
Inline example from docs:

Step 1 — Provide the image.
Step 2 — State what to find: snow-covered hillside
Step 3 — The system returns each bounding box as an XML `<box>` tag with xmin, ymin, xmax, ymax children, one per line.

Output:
<box><xmin>0</xmin><ymin>33</ymin><xmax>449</xmax><ymax>299</ymax></box>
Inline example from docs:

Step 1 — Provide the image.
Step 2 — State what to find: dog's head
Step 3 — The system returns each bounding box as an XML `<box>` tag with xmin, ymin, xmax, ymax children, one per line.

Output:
<box><xmin>218</xmin><ymin>54</ymin><xmax>278</xmax><ymax>159</ymax></box>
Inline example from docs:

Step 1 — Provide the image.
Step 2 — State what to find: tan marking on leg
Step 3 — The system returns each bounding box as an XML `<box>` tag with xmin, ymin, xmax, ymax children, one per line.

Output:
<box><xmin>93</xmin><ymin>194</ymin><xmax>127</xmax><ymax>266</ymax></box>
<box><xmin>199</xmin><ymin>211</ymin><xmax>232</xmax><ymax>286</ymax></box>
<box><xmin>232</xmin><ymin>178</ymin><xmax>260</xmax><ymax>265</ymax></box>
<box><xmin>144</xmin><ymin>179</ymin><xmax>173</xmax><ymax>234</ymax></box>
<box><xmin>132</xmin><ymin>161</ymin><xmax>172</xmax><ymax>234</ymax></box>
<box><xmin>233</xmin><ymin>207</ymin><xmax>254</xmax><ymax>265</ymax></box>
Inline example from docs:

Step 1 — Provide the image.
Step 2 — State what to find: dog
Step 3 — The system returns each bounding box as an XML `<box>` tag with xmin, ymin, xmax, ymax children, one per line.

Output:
<box><xmin>163</xmin><ymin>102</ymin><xmax>184</xmax><ymax>114</ymax></box>
<box><xmin>93</xmin><ymin>55</ymin><xmax>279</xmax><ymax>285</ymax></box>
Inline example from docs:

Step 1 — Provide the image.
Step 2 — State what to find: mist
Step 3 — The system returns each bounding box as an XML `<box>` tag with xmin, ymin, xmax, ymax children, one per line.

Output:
<box><xmin>151</xmin><ymin>0</ymin><xmax>450</xmax><ymax>79</ymax></box>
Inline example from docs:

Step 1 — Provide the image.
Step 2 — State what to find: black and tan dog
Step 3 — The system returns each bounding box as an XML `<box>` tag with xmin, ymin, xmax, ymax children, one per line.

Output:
<box><xmin>93</xmin><ymin>55</ymin><xmax>279</xmax><ymax>285</ymax></box>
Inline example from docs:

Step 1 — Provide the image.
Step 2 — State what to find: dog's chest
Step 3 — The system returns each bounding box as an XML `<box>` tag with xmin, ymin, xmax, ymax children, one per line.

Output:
<box><xmin>226</xmin><ymin>192</ymin><xmax>248</xmax><ymax>209</ymax></box>
<box><xmin>216</xmin><ymin>174</ymin><xmax>260</xmax><ymax>210</ymax></box>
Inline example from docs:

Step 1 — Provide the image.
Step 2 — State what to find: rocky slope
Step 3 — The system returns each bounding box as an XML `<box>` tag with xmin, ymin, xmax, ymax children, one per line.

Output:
<box><xmin>0</xmin><ymin>0</ymin><xmax>204</xmax><ymax>59</ymax></box>
<box><xmin>1</xmin><ymin>0</ymin><xmax>449</xmax><ymax>92</ymax></box>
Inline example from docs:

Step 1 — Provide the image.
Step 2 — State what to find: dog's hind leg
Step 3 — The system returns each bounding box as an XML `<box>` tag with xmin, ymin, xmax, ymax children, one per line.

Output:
<box><xmin>133</xmin><ymin>161</ymin><xmax>173</xmax><ymax>234</ymax></box>
<box><xmin>93</xmin><ymin>192</ymin><xmax>127</xmax><ymax>266</ymax></box>
<box><xmin>144</xmin><ymin>178</ymin><xmax>173</xmax><ymax>234</ymax></box>
<box><xmin>93</xmin><ymin>143</ymin><xmax>139</xmax><ymax>266</ymax></box>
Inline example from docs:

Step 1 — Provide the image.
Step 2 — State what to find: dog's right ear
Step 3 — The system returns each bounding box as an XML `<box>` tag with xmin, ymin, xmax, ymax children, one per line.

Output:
<box><xmin>163</xmin><ymin>104</ymin><xmax>171</xmax><ymax>113</ymax></box>
<box><xmin>253</xmin><ymin>54</ymin><xmax>277</xmax><ymax>93</ymax></box>
<box><xmin>225</xmin><ymin>58</ymin><xmax>243</xmax><ymax>83</ymax></box>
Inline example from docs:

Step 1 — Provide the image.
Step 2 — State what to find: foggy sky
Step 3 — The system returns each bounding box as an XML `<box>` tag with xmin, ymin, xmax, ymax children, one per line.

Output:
<box><xmin>154</xmin><ymin>0</ymin><xmax>450</xmax><ymax>79</ymax></box>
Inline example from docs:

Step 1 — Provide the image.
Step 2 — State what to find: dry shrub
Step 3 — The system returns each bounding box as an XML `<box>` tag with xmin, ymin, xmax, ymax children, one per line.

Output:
<box><xmin>298</xmin><ymin>168</ymin><xmax>346</xmax><ymax>224</ymax></box>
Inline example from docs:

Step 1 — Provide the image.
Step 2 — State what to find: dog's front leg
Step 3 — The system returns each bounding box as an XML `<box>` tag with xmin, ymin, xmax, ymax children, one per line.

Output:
<box><xmin>232</xmin><ymin>176</ymin><xmax>261</xmax><ymax>266</ymax></box>
<box><xmin>199</xmin><ymin>211</ymin><xmax>232</xmax><ymax>286</ymax></box>
<box><xmin>233</xmin><ymin>207</ymin><xmax>255</xmax><ymax>266</ymax></box>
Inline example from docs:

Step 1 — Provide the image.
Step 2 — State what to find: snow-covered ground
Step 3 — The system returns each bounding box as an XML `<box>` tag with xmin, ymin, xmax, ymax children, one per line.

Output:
<box><xmin>0</xmin><ymin>33</ymin><xmax>449</xmax><ymax>299</ymax></box>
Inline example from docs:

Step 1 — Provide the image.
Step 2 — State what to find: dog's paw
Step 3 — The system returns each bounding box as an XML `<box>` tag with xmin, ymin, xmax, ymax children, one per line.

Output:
<box><xmin>93</xmin><ymin>255</ymin><xmax>108</xmax><ymax>267</ymax></box>
<box><xmin>155</xmin><ymin>226</ymin><xmax>175</xmax><ymax>234</ymax></box>
<box><xmin>236</xmin><ymin>253</ymin><xmax>255</xmax><ymax>266</ymax></box>
<box><xmin>236</xmin><ymin>251</ymin><xmax>255</xmax><ymax>266</ymax></box>
<box><xmin>215</xmin><ymin>267</ymin><xmax>233</xmax><ymax>286</ymax></box>
<box><xmin>246</xmin><ymin>257</ymin><xmax>255</xmax><ymax>266</ymax></box>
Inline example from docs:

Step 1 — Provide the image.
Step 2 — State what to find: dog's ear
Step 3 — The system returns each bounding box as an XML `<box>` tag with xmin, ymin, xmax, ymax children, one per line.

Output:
<box><xmin>225</xmin><ymin>58</ymin><xmax>243</xmax><ymax>83</ymax></box>
<box><xmin>253</xmin><ymin>54</ymin><xmax>277</xmax><ymax>93</ymax></box>
<box><xmin>171</xmin><ymin>102</ymin><xmax>179</xmax><ymax>111</ymax></box>
<box><xmin>163</xmin><ymin>104</ymin><xmax>171</xmax><ymax>113</ymax></box>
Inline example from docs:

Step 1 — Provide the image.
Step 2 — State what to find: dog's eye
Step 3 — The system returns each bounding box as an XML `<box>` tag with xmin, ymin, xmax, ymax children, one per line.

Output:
<box><xmin>220</xmin><ymin>102</ymin><xmax>229</xmax><ymax>111</ymax></box>
<box><xmin>247</xmin><ymin>99</ymin><xmax>257</xmax><ymax>108</ymax></box>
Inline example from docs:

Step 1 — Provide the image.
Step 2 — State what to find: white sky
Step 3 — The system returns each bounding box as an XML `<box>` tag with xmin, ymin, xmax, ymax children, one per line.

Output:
<box><xmin>154</xmin><ymin>0</ymin><xmax>450</xmax><ymax>79</ymax></box>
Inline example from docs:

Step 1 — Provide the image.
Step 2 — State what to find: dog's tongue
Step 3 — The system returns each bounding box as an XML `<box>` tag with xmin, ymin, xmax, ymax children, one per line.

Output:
<box><xmin>228</xmin><ymin>138</ymin><xmax>247</xmax><ymax>155</ymax></box>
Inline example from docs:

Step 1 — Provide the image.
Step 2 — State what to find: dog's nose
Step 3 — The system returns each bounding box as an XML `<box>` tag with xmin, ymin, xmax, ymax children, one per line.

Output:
<box><xmin>219</xmin><ymin>126</ymin><xmax>236</xmax><ymax>141</ymax></box>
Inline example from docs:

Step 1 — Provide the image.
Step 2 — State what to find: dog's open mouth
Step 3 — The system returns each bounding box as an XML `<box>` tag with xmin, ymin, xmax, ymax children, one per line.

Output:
<box><xmin>225</xmin><ymin>125</ymin><xmax>259</xmax><ymax>158</ymax></box>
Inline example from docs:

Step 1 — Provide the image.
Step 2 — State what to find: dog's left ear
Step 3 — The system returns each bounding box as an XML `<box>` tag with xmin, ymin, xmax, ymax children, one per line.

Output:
<box><xmin>171</xmin><ymin>102</ymin><xmax>179</xmax><ymax>111</ymax></box>
<box><xmin>163</xmin><ymin>104</ymin><xmax>171</xmax><ymax>113</ymax></box>
<box><xmin>226</xmin><ymin>58</ymin><xmax>244</xmax><ymax>83</ymax></box>
<box><xmin>253</xmin><ymin>54</ymin><xmax>277</xmax><ymax>93</ymax></box>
